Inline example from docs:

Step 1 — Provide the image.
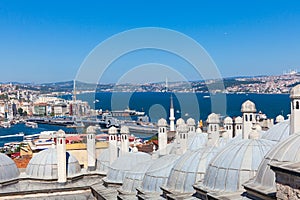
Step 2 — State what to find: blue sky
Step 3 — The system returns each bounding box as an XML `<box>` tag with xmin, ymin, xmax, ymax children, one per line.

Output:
<box><xmin>0</xmin><ymin>1</ymin><xmax>300</xmax><ymax>83</ymax></box>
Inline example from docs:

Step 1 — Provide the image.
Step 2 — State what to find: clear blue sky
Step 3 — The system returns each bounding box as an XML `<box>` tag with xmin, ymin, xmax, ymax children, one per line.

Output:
<box><xmin>0</xmin><ymin>0</ymin><xmax>300</xmax><ymax>83</ymax></box>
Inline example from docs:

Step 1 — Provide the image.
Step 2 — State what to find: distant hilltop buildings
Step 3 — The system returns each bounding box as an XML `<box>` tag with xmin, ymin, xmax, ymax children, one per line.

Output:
<box><xmin>4</xmin><ymin>71</ymin><xmax>300</xmax><ymax>94</ymax></box>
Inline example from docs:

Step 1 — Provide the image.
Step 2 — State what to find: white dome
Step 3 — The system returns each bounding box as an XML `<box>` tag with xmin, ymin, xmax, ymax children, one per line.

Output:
<box><xmin>120</xmin><ymin>126</ymin><xmax>129</xmax><ymax>134</ymax></box>
<box><xmin>290</xmin><ymin>84</ymin><xmax>300</xmax><ymax>99</ymax></box>
<box><xmin>96</xmin><ymin>149</ymin><xmax>110</xmax><ymax>173</ymax></box>
<box><xmin>108</xmin><ymin>126</ymin><xmax>118</xmax><ymax>134</ymax></box>
<box><xmin>165</xmin><ymin>146</ymin><xmax>219</xmax><ymax>193</ymax></box>
<box><xmin>26</xmin><ymin>148</ymin><xmax>81</xmax><ymax>179</ymax></box>
<box><xmin>275</xmin><ymin>115</ymin><xmax>285</xmax><ymax>123</ymax></box>
<box><xmin>187</xmin><ymin>133</ymin><xmax>208</xmax><ymax>151</ymax></box>
<box><xmin>176</xmin><ymin>118</ymin><xmax>185</xmax><ymax>126</ymax></box>
<box><xmin>261</xmin><ymin>120</ymin><xmax>290</xmax><ymax>143</ymax></box>
<box><xmin>244</xmin><ymin>132</ymin><xmax>300</xmax><ymax>195</ymax></box>
<box><xmin>120</xmin><ymin>159</ymin><xmax>155</xmax><ymax>193</ymax></box>
<box><xmin>158</xmin><ymin>118</ymin><xmax>167</xmax><ymax>127</ymax></box>
<box><xmin>234</xmin><ymin>116</ymin><xmax>243</xmax><ymax>124</ymax></box>
<box><xmin>186</xmin><ymin>118</ymin><xmax>196</xmax><ymax>126</ymax></box>
<box><xmin>176</xmin><ymin>124</ymin><xmax>189</xmax><ymax>133</ymax></box>
<box><xmin>201</xmin><ymin>139</ymin><xmax>274</xmax><ymax>192</ymax></box>
<box><xmin>207</xmin><ymin>113</ymin><xmax>220</xmax><ymax>124</ymax></box>
<box><xmin>141</xmin><ymin>154</ymin><xmax>180</xmax><ymax>193</ymax></box>
<box><xmin>223</xmin><ymin>116</ymin><xmax>233</xmax><ymax>124</ymax></box>
<box><xmin>0</xmin><ymin>153</ymin><xmax>19</xmax><ymax>182</ymax></box>
<box><xmin>241</xmin><ymin>100</ymin><xmax>257</xmax><ymax>113</ymax></box>
<box><xmin>105</xmin><ymin>152</ymin><xmax>151</xmax><ymax>184</ymax></box>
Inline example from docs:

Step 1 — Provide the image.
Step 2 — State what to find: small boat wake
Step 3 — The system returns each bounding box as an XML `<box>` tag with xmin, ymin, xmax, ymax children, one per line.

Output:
<box><xmin>0</xmin><ymin>133</ymin><xmax>25</xmax><ymax>139</ymax></box>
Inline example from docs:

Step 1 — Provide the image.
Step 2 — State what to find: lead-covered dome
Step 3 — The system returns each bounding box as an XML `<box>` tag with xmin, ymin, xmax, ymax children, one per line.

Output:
<box><xmin>244</xmin><ymin>132</ymin><xmax>300</xmax><ymax>196</ymax></box>
<box><xmin>26</xmin><ymin>148</ymin><xmax>81</xmax><ymax>179</ymax></box>
<box><xmin>164</xmin><ymin>145</ymin><xmax>219</xmax><ymax>193</ymax></box>
<box><xmin>201</xmin><ymin>139</ymin><xmax>274</xmax><ymax>192</ymax></box>
<box><xmin>261</xmin><ymin>120</ymin><xmax>290</xmax><ymax>143</ymax></box>
<box><xmin>290</xmin><ymin>84</ymin><xmax>300</xmax><ymax>99</ymax></box>
<box><xmin>241</xmin><ymin>100</ymin><xmax>256</xmax><ymax>113</ymax></box>
<box><xmin>96</xmin><ymin>149</ymin><xmax>110</xmax><ymax>173</ymax></box>
<box><xmin>187</xmin><ymin>132</ymin><xmax>208</xmax><ymax>151</ymax></box>
<box><xmin>141</xmin><ymin>154</ymin><xmax>180</xmax><ymax>193</ymax></box>
<box><xmin>0</xmin><ymin>153</ymin><xmax>19</xmax><ymax>182</ymax></box>
<box><xmin>104</xmin><ymin>152</ymin><xmax>151</xmax><ymax>184</ymax></box>
<box><xmin>119</xmin><ymin>159</ymin><xmax>155</xmax><ymax>194</ymax></box>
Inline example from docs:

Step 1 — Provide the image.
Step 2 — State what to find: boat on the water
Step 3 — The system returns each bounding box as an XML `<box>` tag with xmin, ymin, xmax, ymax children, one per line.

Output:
<box><xmin>25</xmin><ymin>121</ymin><xmax>38</xmax><ymax>128</ymax></box>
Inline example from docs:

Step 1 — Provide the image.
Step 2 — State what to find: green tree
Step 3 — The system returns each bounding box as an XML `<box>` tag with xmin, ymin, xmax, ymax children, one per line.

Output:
<box><xmin>18</xmin><ymin>107</ymin><xmax>23</xmax><ymax>116</ymax></box>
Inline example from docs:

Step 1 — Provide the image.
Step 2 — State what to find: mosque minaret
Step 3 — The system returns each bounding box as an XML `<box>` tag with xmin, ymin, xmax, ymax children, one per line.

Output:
<box><xmin>169</xmin><ymin>95</ymin><xmax>175</xmax><ymax>132</ymax></box>
<box><xmin>120</xmin><ymin>126</ymin><xmax>130</xmax><ymax>156</ymax></box>
<box><xmin>158</xmin><ymin>118</ymin><xmax>168</xmax><ymax>156</ymax></box>
<box><xmin>56</xmin><ymin>129</ymin><xmax>67</xmax><ymax>183</ymax></box>
<box><xmin>87</xmin><ymin>126</ymin><xmax>96</xmax><ymax>171</ymax></box>
<box><xmin>241</xmin><ymin>100</ymin><xmax>256</xmax><ymax>139</ymax></box>
<box><xmin>290</xmin><ymin>84</ymin><xmax>300</xmax><ymax>134</ymax></box>
<box><xmin>108</xmin><ymin>126</ymin><xmax>118</xmax><ymax>164</ymax></box>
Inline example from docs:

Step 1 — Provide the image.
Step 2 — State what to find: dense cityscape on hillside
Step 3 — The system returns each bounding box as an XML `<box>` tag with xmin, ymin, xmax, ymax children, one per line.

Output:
<box><xmin>1</xmin><ymin>71</ymin><xmax>299</xmax><ymax>96</ymax></box>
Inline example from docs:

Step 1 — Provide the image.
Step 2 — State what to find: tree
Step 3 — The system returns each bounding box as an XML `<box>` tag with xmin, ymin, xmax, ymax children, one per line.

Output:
<box><xmin>18</xmin><ymin>108</ymin><xmax>23</xmax><ymax>116</ymax></box>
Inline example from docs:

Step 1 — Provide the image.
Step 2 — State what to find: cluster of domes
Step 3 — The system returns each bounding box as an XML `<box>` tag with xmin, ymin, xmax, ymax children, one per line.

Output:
<box><xmin>244</xmin><ymin>132</ymin><xmax>300</xmax><ymax>195</ymax></box>
<box><xmin>164</xmin><ymin>145</ymin><xmax>219</xmax><ymax>193</ymax></box>
<box><xmin>200</xmin><ymin>139</ymin><xmax>274</xmax><ymax>192</ymax></box>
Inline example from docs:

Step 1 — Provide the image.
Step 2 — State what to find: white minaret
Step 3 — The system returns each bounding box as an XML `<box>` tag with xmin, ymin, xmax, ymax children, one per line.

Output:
<box><xmin>169</xmin><ymin>95</ymin><xmax>175</xmax><ymax>132</ymax></box>
<box><xmin>177</xmin><ymin>124</ymin><xmax>189</xmax><ymax>154</ymax></box>
<box><xmin>207</xmin><ymin>113</ymin><xmax>220</xmax><ymax>145</ymax></box>
<box><xmin>241</xmin><ymin>100</ymin><xmax>256</xmax><ymax>139</ymax></box>
<box><xmin>158</xmin><ymin>118</ymin><xmax>168</xmax><ymax>156</ymax></box>
<box><xmin>223</xmin><ymin>116</ymin><xmax>233</xmax><ymax>138</ymax></box>
<box><xmin>56</xmin><ymin>129</ymin><xmax>67</xmax><ymax>183</ymax></box>
<box><xmin>120</xmin><ymin>126</ymin><xmax>129</xmax><ymax>156</ymax></box>
<box><xmin>86</xmin><ymin>126</ymin><xmax>96</xmax><ymax>171</ymax></box>
<box><xmin>108</xmin><ymin>126</ymin><xmax>118</xmax><ymax>164</ymax></box>
<box><xmin>234</xmin><ymin>116</ymin><xmax>243</xmax><ymax>137</ymax></box>
<box><xmin>175</xmin><ymin>118</ymin><xmax>185</xmax><ymax>142</ymax></box>
<box><xmin>290</xmin><ymin>84</ymin><xmax>300</xmax><ymax>134</ymax></box>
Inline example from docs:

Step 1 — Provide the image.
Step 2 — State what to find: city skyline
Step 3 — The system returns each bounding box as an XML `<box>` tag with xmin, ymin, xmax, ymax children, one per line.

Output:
<box><xmin>1</xmin><ymin>1</ymin><xmax>300</xmax><ymax>83</ymax></box>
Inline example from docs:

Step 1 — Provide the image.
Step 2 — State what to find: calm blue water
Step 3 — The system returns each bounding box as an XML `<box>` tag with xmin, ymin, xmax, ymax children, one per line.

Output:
<box><xmin>70</xmin><ymin>92</ymin><xmax>290</xmax><ymax>122</ymax></box>
<box><xmin>0</xmin><ymin>92</ymin><xmax>291</xmax><ymax>147</ymax></box>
